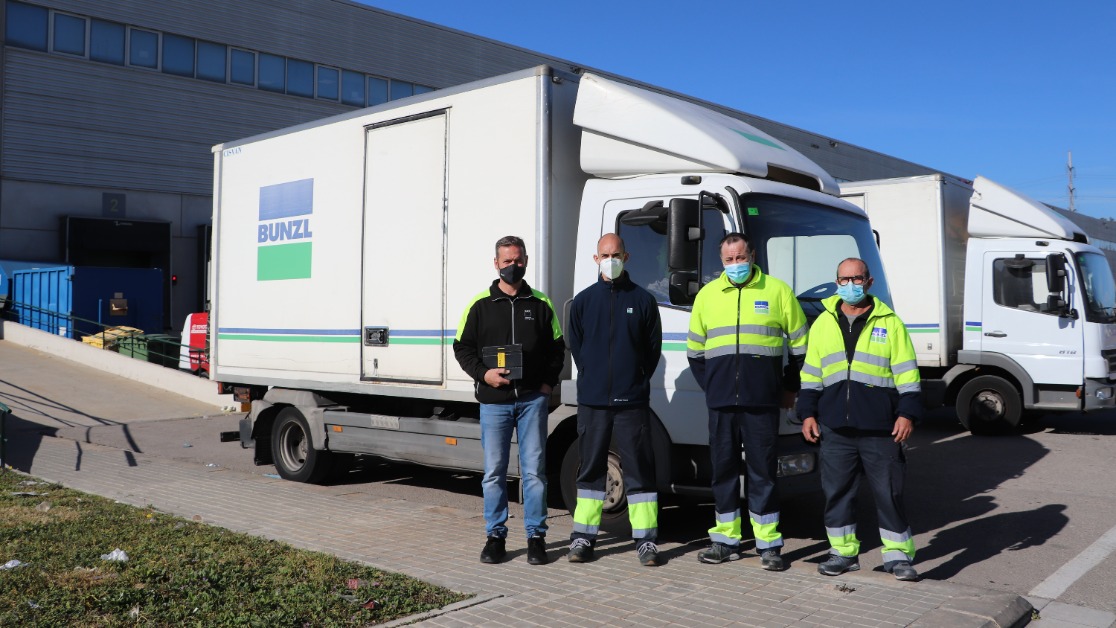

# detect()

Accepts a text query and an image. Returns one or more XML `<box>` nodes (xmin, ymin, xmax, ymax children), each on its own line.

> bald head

<box><xmin>594</xmin><ymin>233</ymin><xmax>629</xmax><ymax>281</ymax></box>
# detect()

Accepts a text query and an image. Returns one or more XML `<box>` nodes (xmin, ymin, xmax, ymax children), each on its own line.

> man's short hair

<box><xmin>495</xmin><ymin>235</ymin><xmax>527</xmax><ymax>258</ymax></box>
<box><xmin>838</xmin><ymin>257</ymin><xmax>871</xmax><ymax>278</ymax></box>
<box><xmin>719</xmin><ymin>232</ymin><xmax>751</xmax><ymax>252</ymax></box>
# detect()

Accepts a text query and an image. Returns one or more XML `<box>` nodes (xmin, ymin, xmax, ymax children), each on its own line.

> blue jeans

<box><xmin>479</xmin><ymin>391</ymin><xmax>549</xmax><ymax>539</ymax></box>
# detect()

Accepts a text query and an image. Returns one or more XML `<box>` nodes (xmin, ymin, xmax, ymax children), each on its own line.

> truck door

<box><xmin>979</xmin><ymin>252</ymin><xmax>1083</xmax><ymax>387</ymax></box>
<box><xmin>360</xmin><ymin>112</ymin><xmax>448</xmax><ymax>383</ymax></box>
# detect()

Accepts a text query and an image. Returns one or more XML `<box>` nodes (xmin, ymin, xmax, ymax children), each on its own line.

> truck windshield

<box><xmin>1076</xmin><ymin>251</ymin><xmax>1116</xmax><ymax>324</ymax></box>
<box><xmin>735</xmin><ymin>192</ymin><xmax>892</xmax><ymax>319</ymax></box>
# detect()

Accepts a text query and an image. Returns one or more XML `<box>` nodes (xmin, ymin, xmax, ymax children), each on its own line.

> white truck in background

<box><xmin>840</xmin><ymin>174</ymin><xmax>1116</xmax><ymax>433</ymax></box>
<box><xmin>210</xmin><ymin>65</ymin><xmax>893</xmax><ymax>520</ymax></box>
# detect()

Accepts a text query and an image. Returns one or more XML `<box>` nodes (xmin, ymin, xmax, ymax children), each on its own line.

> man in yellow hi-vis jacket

<box><xmin>688</xmin><ymin>232</ymin><xmax>807</xmax><ymax>571</ymax></box>
<box><xmin>797</xmin><ymin>257</ymin><xmax>921</xmax><ymax>582</ymax></box>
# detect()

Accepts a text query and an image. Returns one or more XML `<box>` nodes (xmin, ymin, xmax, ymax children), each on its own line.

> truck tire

<box><xmin>559</xmin><ymin>439</ymin><xmax>632</xmax><ymax>534</ymax></box>
<box><xmin>271</xmin><ymin>407</ymin><xmax>333</xmax><ymax>483</ymax></box>
<box><xmin>956</xmin><ymin>375</ymin><xmax>1022</xmax><ymax>434</ymax></box>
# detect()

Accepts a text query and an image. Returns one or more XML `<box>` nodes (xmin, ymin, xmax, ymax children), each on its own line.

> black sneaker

<box><xmin>567</xmin><ymin>538</ymin><xmax>594</xmax><ymax>563</ymax></box>
<box><xmin>817</xmin><ymin>554</ymin><xmax>859</xmax><ymax>576</ymax></box>
<box><xmin>697</xmin><ymin>542</ymin><xmax>741</xmax><ymax>564</ymax></box>
<box><xmin>637</xmin><ymin>541</ymin><xmax>661</xmax><ymax>566</ymax></box>
<box><xmin>888</xmin><ymin>561</ymin><xmax>919</xmax><ymax>581</ymax></box>
<box><xmin>760</xmin><ymin>548</ymin><xmax>786</xmax><ymax>571</ymax></box>
<box><xmin>479</xmin><ymin>537</ymin><xmax>506</xmax><ymax>564</ymax></box>
<box><xmin>527</xmin><ymin>536</ymin><xmax>548</xmax><ymax>565</ymax></box>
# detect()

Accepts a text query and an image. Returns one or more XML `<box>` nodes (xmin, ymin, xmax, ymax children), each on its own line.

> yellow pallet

<box><xmin>81</xmin><ymin>326</ymin><xmax>143</xmax><ymax>349</ymax></box>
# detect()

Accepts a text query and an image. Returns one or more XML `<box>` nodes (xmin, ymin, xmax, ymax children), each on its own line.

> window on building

<box><xmin>90</xmin><ymin>19</ymin><xmax>125</xmax><ymax>65</ymax></box>
<box><xmin>341</xmin><ymin>70</ymin><xmax>365</xmax><ymax>106</ymax></box>
<box><xmin>129</xmin><ymin>28</ymin><xmax>158</xmax><ymax>68</ymax></box>
<box><xmin>161</xmin><ymin>33</ymin><xmax>195</xmax><ymax>77</ymax></box>
<box><xmin>389</xmin><ymin>80</ymin><xmax>413</xmax><ymax>101</ymax></box>
<box><xmin>6</xmin><ymin>1</ymin><xmax>48</xmax><ymax>51</ymax></box>
<box><xmin>230</xmin><ymin>49</ymin><xmax>255</xmax><ymax>86</ymax></box>
<box><xmin>317</xmin><ymin>66</ymin><xmax>339</xmax><ymax>100</ymax></box>
<box><xmin>367</xmin><ymin>77</ymin><xmax>388</xmax><ymax>106</ymax></box>
<box><xmin>258</xmin><ymin>53</ymin><xmax>285</xmax><ymax>92</ymax></box>
<box><xmin>197</xmin><ymin>41</ymin><xmax>227</xmax><ymax>82</ymax></box>
<box><xmin>414</xmin><ymin>85</ymin><xmax>434</xmax><ymax>95</ymax></box>
<box><xmin>286</xmin><ymin>59</ymin><xmax>313</xmax><ymax>97</ymax></box>
<box><xmin>52</xmin><ymin>13</ymin><xmax>86</xmax><ymax>56</ymax></box>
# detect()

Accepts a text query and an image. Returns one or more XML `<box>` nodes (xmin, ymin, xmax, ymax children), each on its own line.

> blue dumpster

<box><xmin>11</xmin><ymin>266</ymin><xmax>164</xmax><ymax>338</ymax></box>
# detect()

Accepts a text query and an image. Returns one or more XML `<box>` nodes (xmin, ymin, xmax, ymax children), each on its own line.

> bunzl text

<box><xmin>256</xmin><ymin>179</ymin><xmax>314</xmax><ymax>281</ymax></box>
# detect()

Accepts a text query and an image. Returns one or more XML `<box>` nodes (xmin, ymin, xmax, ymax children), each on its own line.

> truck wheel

<box><xmin>559</xmin><ymin>439</ymin><xmax>631</xmax><ymax>534</ymax></box>
<box><xmin>271</xmin><ymin>407</ymin><xmax>333</xmax><ymax>483</ymax></box>
<box><xmin>956</xmin><ymin>375</ymin><xmax>1022</xmax><ymax>434</ymax></box>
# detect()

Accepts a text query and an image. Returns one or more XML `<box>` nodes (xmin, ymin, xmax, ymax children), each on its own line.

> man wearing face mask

<box><xmin>565</xmin><ymin>233</ymin><xmax>663</xmax><ymax>566</ymax></box>
<box><xmin>797</xmin><ymin>258</ymin><xmax>921</xmax><ymax>581</ymax></box>
<box><xmin>453</xmin><ymin>235</ymin><xmax>567</xmax><ymax>566</ymax></box>
<box><xmin>687</xmin><ymin>232</ymin><xmax>807</xmax><ymax>570</ymax></box>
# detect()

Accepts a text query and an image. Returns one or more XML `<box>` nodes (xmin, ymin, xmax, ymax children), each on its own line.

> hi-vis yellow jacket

<box><xmin>687</xmin><ymin>266</ymin><xmax>807</xmax><ymax>409</ymax></box>
<box><xmin>796</xmin><ymin>295</ymin><xmax>922</xmax><ymax>430</ymax></box>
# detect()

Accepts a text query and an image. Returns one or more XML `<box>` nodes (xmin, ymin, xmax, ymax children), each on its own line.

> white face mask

<box><xmin>599</xmin><ymin>257</ymin><xmax>624</xmax><ymax>280</ymax></box>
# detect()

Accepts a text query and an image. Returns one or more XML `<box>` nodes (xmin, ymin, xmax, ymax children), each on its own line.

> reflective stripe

<box><xmin>631</xmin><ymin>527</ymin><xmax>657</xmax><ymax>539</ymax></box>
<box><xmin>892</xmin><ymin>359</ymin><xmax>918</xmax><ymax>375</ymax></box>
<box><xmin>627</xmin><ymin>492</ymin><xmax>658</xmax><ymax>505</ymax></box>
<box><xmin>789</xmin><ymin>345</ymin><xmax>806</xmax><ymax>356</ymax></box>
<box><xmin>787</xmin><ymin>326</ymin><xmax>807</xmax><ymax>341</ymax></box>
<box><xmin>853</xmin><ymin>351</ymin><xmax>890</xmax><ymax>368</ymax></box>
<box><xmin>705</xmin><ymin>344</ymin><xmax>783</xmax><ymax>359</ymax></box>
<box><xmin>749</xmin><ymin>511</ymin><xmax>780</xmax><ymax>526</ymax></box>
<box><xmin>716</xmin><ymin>510</ymin><xmax>741</xmax><ymax>523</ymax></box>
<box><xmin>880</xmin><ymin>527</ymin><xmax>913</xmax><ymax>543</ymax></box>
<box><xmin>572</xmin><ymin>522</ymin><xmax>600</xmax><ymax>535</ymax></box>
<box><xmin>897</xmin><ymin>382</ymin><xmax>922</xmax><ymax>394</ymax></box>
<box><xmin>826</xmin><ymin>524</ymin><xmax>857</xmax><ymax>539</ymax></box>
<box><xmin>820</xmin><ymin>351</ymin><xmax>846</xmax><ymax>368</ymax></box>
<box><xmin>738</xmin><ymin>324</ymin><xmax>782</xmax><ymax>337</ymax></box>
<box><xmin>687</xmin><ymin>349</ymin><xmax>705</xmax><ymax>359</ymax></box>
<box><xmin>822</xmin><ymin>372</ymin><xmax>848</xmax><ymax>387</ymax></box>
<box><xmin>801</xmin><ymin>363</ymin><xmax>823</xmax><ymax>377</ymax></box>
<box><xmin>882</xmin><ymin>549</ymin><xmax>913</xmax><ymax>563</ymax></box>
<box><xmin>849</xmin><ymin>371</ymin><xmax>895</xmax><ymax>388</ymax></box>
<box><xmin>577</xmin><ymin>489</ymin><xmax>607</xmax><ymax>501</ymax></box>
<box><xmin>688</xmin><ymin>331</ymin><xmax>707</xmax><ymax>344</ymax></box>
<box><xmin>801</xmin><ymin>381</ymin><xmax>823</xmax><ymax>391</ymax></box>
<box><xmin>709</xmin><ymin>532</ymin><xmax>740</xmax><ymax>546</ymax></box>
<box><xmin>706</xmin><ymin>326</ymin><xmax>739</xmax><ymax>339</ymax></box>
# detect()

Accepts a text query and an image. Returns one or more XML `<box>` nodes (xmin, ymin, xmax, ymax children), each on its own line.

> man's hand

<box><xmin>540</xmin><ymin>383</ymin><xmax>553</xmax><ymax>396</ymax></box>
<box><xmin>780</xmin><ymin>390</ymin><xmax>796</xmax><ymax>409</ymax></box>
<box><xmin>892</xmin><ymin>416</ymin><xmax>914</xmax><ymax>443</ymax></box>
<box><xmin>483</xmin><ymin>368</ymin><xmax>511</xmax><ymax>388</ymax></box>
<box><xmin>801</xmin><ymin>417</ymin><xmax>820</xmax><ymax>443</ymax></box>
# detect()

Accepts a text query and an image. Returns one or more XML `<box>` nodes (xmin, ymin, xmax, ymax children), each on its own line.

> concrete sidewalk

<box><xmin>0</xmin><ymin>338</ymin><xmax>1033</xmax><ymax>626</ymax></box>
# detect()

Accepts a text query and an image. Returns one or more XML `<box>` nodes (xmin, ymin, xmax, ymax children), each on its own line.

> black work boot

<box><xmin>480</xmin><ymin>537</ymin><xmax>506</xmax><ymax>564</ymax></box>
<box><xmin>527</xmin><ymin>536</ymin><xmax>548</xmax><ymax>565</ymax></box>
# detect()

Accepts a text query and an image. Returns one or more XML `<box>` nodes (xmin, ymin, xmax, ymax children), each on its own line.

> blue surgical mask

<box><xmin>725</xmin><ymin>263</ymin><xmax>751</xmax><ymax>284</ymax></box>
<box><xmin>836</xmin><ymin>282</ymin><xmax>867</xmax><ymax>305</ymax></box>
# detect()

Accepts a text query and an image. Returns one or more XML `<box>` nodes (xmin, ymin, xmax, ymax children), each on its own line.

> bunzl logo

<box><xmin>257</xmin><ymin>179</ymin><xmax>314</xmax><ymax>281</ymax></box>
<box><xmin>754</xmin><ymin>300</ymin><xmax>769</xmax><ymax>314</ymax></box>
<box><xmin>871</xmin><ymin>327</ymin><xmax>888</xmax><ymax>344</ymax></box>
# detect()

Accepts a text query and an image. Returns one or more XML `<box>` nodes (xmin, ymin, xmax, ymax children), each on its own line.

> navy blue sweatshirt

<box><xmin>567</xmin><ymin>271</ymin><xmax>662</xmax><ymax>407</ymax></box>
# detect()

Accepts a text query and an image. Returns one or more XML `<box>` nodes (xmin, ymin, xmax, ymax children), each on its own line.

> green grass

<box><xmin>0</xmin><ymin>471</ymin><xmax>468</xmax><ymax>626</ymax></box>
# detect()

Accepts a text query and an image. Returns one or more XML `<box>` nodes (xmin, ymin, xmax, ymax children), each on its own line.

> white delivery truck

<box><xmin>211</xmin><ymin>66</ymin><xmax>892</xmax><ymax>520</ymax></box>
<box><xmin>840</xmin><ymin>174</ymin><xmax>1116</xmax><ymax>433</ymax></box>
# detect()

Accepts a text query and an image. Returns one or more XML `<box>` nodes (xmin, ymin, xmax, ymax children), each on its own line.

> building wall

<box><xmin>1</xmin><ymin>0</ymin><xmax>940</xmax><ymax>333</ymax></box>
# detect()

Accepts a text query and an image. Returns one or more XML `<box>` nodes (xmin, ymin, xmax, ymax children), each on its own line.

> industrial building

<box><xmin>0</xmin><ymin>0</ymin><xmax>1095</xmax><ymax>334</ymax></box>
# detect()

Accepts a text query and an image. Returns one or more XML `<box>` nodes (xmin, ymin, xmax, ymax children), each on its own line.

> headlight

<box><xmin>777</xmin><ymin>453</ymin><xmax>816</xmax><ymax>477</ymax></box>
<box><xmin>1096</xmin><ymin>387</ymin><xmax>1113</xmax><ymax>400</ymax></box>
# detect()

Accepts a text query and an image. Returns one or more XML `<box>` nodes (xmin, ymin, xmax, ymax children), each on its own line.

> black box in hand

<box><xmin>482</xmin><ymin>344</ymin><xmax>523</xmax><ymax>380</ymax></box>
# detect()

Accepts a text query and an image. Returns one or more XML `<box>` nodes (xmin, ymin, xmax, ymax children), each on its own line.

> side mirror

<box><xmin>1046</xmin><ymin>253</ymin><xmax>1067</xmax><ymax>293</ymax></box>
<box><xmin>667</xmin><ymin>198</ymin><xmax>702</xmax><ymax>272</ymax></box>
<box><xmin>669</xmin><ymin>271</ymin><xmax>701</xmax><ymax>304</ymax></box>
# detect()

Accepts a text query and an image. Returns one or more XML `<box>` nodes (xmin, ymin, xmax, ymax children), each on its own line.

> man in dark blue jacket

<box><xmin>566</xmin><ymin>233</ymin><xmax>663</xmax><ymax>566</ymax></box>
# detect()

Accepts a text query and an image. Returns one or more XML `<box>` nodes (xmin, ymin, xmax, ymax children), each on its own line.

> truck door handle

<box><xmin>984</xmin><ymin>331</ymin><xmax>1007</xmax><ymax>338</ymax></box>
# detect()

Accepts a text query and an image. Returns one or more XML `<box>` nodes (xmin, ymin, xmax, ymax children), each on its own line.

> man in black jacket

<box><xmin>453</xmin><ymin>235</ymin><xmax>566</xmax><ymax>566</ymax></box>
<box><xmin>565</xmin><ymin>233</ymin><xmax>663</xmax><ymax>566</ymax></box>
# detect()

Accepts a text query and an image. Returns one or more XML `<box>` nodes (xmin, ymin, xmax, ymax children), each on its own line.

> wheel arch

<box><xmin>947</xmin><ymin>352</ymin><xmax>1032</xmax><ymax>407</ymax></box>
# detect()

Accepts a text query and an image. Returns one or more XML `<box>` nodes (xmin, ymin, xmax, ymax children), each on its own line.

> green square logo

<box><xmin>258</xmin><ymin>242</ymin><xmax>312</xmax><ymax>281</ymax></box>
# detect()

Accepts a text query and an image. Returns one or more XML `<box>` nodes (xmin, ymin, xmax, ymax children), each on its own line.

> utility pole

<box><xmin>1068</xmin><ymin>151</ymin><xmax>1077</xmax><ymax>212</ymax></box>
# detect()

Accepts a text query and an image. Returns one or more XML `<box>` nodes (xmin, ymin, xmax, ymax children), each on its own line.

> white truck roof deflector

<box><xmin>574</xmin><ymin>73</ymin><xmax>839</xmax><ymax>195</ymax></box>
<box><xmin>969</xmin><ymin>175</ymin><xmax>1087</xmax><ymax>242</ymax></box>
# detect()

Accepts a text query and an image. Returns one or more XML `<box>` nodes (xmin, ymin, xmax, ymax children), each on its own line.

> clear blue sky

<box><xmin>359</xmin><ymin>1</ymin><xmax>1116</xmax><ymax>218</ymax></box>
